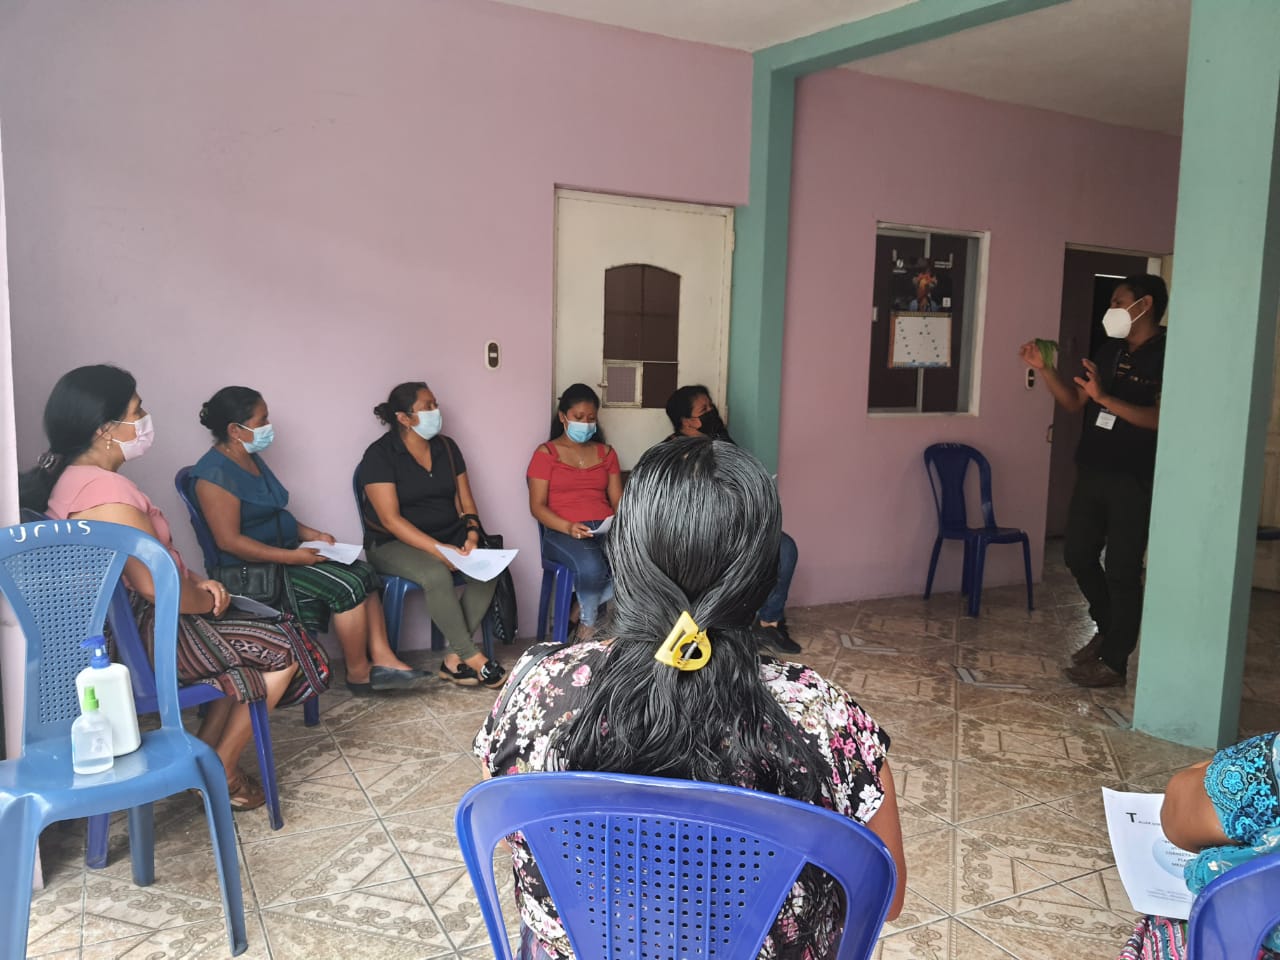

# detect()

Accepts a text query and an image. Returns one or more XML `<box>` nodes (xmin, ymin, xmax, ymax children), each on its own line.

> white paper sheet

<box><xmin>591</xmin><ymin>516</ymin><xmax>613</xmax><ymax>535</ymax></box>
<box><xmin>229</xmin><ymin>595</ymin><xmax>282</xmax><ymax>618</ymax></box>
<box><xmin>1102</xmin><ymin>788</ymin><xmax>1196</xmax><ymax>919</ymax></box>
<box><xmin>438</xmin><ymin>547</ymin><xmax>519</xmax><ymax>582</ymax></box>
<box><xmin>299</xmin><ymin>540</ymin><xmax>364</xmax><ymax>565</ymax></box>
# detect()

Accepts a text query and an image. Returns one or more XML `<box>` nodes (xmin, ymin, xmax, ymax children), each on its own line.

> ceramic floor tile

<box><xmin>80</xmin><ymin>913</ymin><xmax>272</xmax><ymax>959</ymax></box>
<box><xmin>887</xmin><ymin>716</ymin><xmax>960</xmax><ymax>761</ymax></box>
<box><xmin>334</xmin><ymin>718</ymin><xmax>459</xmax><ymax>770</ymax></box>
<box><xmin>961</xmin><ymin>805</ymin><xmax>1115</xmax><ymax>882</ymax></box>
<box><xmin>902</xmin><ymin>826</ymin><xmax>1056</xmax><ymax>915</ymax></box>
<box><xmin>262</xmin><ymin>878</ymin><xmax>454</xmax><ymax>953</ymax></box>
<box><xmin>383</xmin><ymin>805</ymin><xmax>470</xmax><ymax>876</ymax></box>
<box><xmin>897</xmin><ymin>798</ymin><xmax>950</xmax><ymax>839</ymax></box>
<box><xmin>323</xmin><ymin>690</ymin><xmax>438</xmax><ymax>732</ymax></box>
<box><xmin>239</xmin><ymin>732</ymin><xmax>350</xmax><ymax>784</ymax></box>
<box><xmin>94</xmin><ymin>847</ymin><xmax>257</xmax><ymax>934</ymax></box>
<box><xmin>26</xmin><ymin>950</ymin><xmax>80</xmax><ymax>960</ymax></box>
<box><xmin>261</xmin><ymin>908</ymin><xmax>454</xmax><ymax>959</ymax></box>
<box><xmin>880</xmin><ymin>887</ymin><xmax>949</xmax><ymax>934</ymax></box>
<box><xmin>895</xmin><ymin>757</ymin><xmax>1042</xmax><ymax>825</ymax></box>
<box><xmin>829</xmin><ymin>666</ymin><xmax>957</xmax><ymax>708</ymax></box>
<box><xmin>1062</xmin><ymin>866</ymin><xmax>1136</xmax><ymax>916</ymax></box>
<box><xmin>356</xmin><ymin>753</ymin><xmax>483</xmax><ymax>817</ymax></box>
<box><xmin>958</xmin><ymin>885</ymin><xmax>1133</xmax><ymax>959</ymax></box>
<box><xmin>233</xmin><ymin>770</ymin><xmax>377</xmax><ymax>843</ymax></box>
<box><xmin>26</xmin><ymin>870</ymin><xmax>85</xmax><ymax>956</ymax></box>
<box><xmin>874</xmin><ymin>917</ymin><xmax>1018</xmax><ymax>959</ymax></box>
<box><xmin>1045</xmin><ymin>790</ymin><xmax>1109</xmax><ymax>835</ymax></box>
<box><xmin>1104</xmin><ymin>728</ymin><xmax>1213</xmax><ymax>781</ymax></box>
<box><xmin>80</xmin><ymin>873</ymin><xmax>236</xmax><ymax>936</ymax></box>
<box><xmin>418</xmin><ymin>862</ymin><xmax>520</xmax><ymax>952</ymax></box>
<box><xmin>958</xmin><ymin>717</ymin><xmax>1118</xmax><ymax>775</ymax></box>
<box><xmin>243</xmin><ymin>819</ymin><xmax>408</xmax><ymax>906</ymax></box>
<box><xmin>977</xmin><ymin>761</ymin><xmax>1115</xmax><ymax>804</ymax></box>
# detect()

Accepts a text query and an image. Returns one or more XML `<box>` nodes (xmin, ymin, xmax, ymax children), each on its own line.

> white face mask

<box><xmin>411</xmin><ymin>408</ymin><xmax>442</xmax><ymax>440</ymax></box>
<box><xmin>1102</xmin><ymin>300</ymin><xmax>1148</xmax><ymax>339</ymax></box>
<box><xmin>113</xmin><ymin>413</ymin><xmax>155</xmax><ymax>462</ymax></box>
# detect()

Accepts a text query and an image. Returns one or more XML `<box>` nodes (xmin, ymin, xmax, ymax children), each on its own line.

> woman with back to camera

<box><xmin>476</xmin><ymin>437</ymin><xmax>907</xmax><ymax>960</ymax></box>
<box><xmin>191</xmin><ymin>385</ymin><xmax>422</xmax><ymax>695</ymax></box>
<box><xmin>19</xmin><ymin>365</ymin><xmax>329</xmax><ymax>811</ymax></box>
<box><xmin>358</xmin><ymin>380</ymin><xmax>505</xmax><ymax>688</ymax></box>
<box><xmin>526</xmin><ymin>383</ymin><xmax>622</xmax><ymax>640</ymax></box>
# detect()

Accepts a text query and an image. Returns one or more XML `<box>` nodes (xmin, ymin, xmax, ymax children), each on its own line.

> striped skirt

<box><xmin>284</xmin><ymin>559</ymin><xmax>382</xmax><ymax>635</ymax></box>
<box><xmin>132</xmin><ymin>593</ymin><xmax>330</xmax><ymax>705</ymax></box>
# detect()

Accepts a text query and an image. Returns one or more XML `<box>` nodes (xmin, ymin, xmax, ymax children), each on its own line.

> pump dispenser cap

<box><xmin>83</xmin><ymin>686</ymin><xmax>100</xmax><ymax>711</ymax></box>
<box><xmin>82</xmin><ymin>635</ymin><xmax>110</xmax><ymax>668</ymax></box>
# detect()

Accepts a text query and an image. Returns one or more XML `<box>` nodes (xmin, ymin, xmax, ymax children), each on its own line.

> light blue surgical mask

<box><xmin>565</xmin><ymin>420</ymin><xmax>597</xmax><ymax>444</ymax></box>
<box><xmin>412</xmin><ymin>408</ymin><xmax>443</xmax><ymax>440</ymax></box>
<box><xmin>237</xmin><ymin>422</ymin><xmax>274</xmax><ymax>454</ymax></box>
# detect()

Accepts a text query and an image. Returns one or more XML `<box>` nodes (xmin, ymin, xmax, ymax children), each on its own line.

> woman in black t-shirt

<box><xmin>358</xmin><ymin>381</ymin><xmax>505</xmax><ymax>688</ymax></box>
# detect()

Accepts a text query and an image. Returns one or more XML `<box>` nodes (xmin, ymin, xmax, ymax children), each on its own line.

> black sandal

<box><xmin>438</xmin><ymin>661</ymin><xmax>481</xmax><ymax>686</ymax></box>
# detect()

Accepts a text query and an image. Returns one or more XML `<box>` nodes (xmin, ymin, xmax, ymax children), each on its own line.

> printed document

<box><xmin>592</xmin><ymin>516</ymin><xmax>613</xmax><ymax>535</ymax></box>
<box><xmin>1102</xmin><ymin>788</ymin><xmax>1196</xmax><ymax>919</ymax></box>
<box><xmin>299</xmin><ymin>541</ymin><xmax>364</xmax><ymax>565</ymax></box>
<box><xmin>438</xmin><ymin>547</ymin><xmax>519</xmax><ymax>582</ymax></box>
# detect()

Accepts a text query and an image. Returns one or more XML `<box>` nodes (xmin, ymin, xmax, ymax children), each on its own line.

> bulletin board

<box><xmin>889</xmin><ymin>312</ymin><xmax>952</xmax><ymax>368</ymax></box>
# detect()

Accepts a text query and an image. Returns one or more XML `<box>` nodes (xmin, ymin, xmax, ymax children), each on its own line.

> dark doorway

<box><xmin>1045</xmin><ymin>248</ymin><xmax>1154</xmax><ymax>538</ymax></box>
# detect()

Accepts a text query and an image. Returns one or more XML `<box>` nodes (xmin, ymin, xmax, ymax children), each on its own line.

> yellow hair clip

<box><xmin>655</xmin><ymin>611</ymin><xmax>712</xmax><ymax>672</ymax></box>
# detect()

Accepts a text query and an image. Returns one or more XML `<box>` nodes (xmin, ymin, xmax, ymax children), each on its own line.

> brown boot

<box><xmin>1070</xmin><ymin>633</ymin><xmax>1105</xmax><ymax>666</ymax></box>
<box><xmin>1064</xmin><ymin>659</ymin><xmax>1126</xmax><ymax>688</ymax></box>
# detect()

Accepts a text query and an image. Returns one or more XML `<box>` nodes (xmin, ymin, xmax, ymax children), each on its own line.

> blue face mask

<box><xmin>565</xmin><ymin>420</ymin><xmax>597</xmax><ymax>444</ymax></box>
<box><xmin>238</xmin><ymin>422</ymin><xmax>274</xmax><ymax>454</ymax></box>
<box><xmin>412</xmin><ymin>408</ymin><xmax>443</xmax><ymax>440</ymax></box>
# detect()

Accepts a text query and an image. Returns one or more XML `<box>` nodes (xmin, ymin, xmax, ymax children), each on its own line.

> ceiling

<box><xmin>493</xmin><ymin>0</ymin><xmax>1191</xmax><ymax>134</ymax></box>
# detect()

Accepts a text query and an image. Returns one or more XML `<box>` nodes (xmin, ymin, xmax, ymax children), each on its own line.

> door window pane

<box><xmin>603</xmin><ymin>264</ymin><xmax>680</xmax><ymax>408</ymax></box>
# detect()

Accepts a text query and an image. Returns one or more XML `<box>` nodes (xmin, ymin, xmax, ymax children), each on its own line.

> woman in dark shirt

<box><xmin>359</xmin><ymin>381</ymin><xmax>504</xmax><ymax>688</ymax></box>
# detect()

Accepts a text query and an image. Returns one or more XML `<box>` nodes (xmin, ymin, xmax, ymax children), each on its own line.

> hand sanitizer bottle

<box><xmin>72</xmin><ymin>686</ymin><xmax>114</xmax><ymax>774</ymax></box>
<box><xmin>75</xmin><ymin>635</ymin><xmax>141</xmax><ymax>756</ymax></box>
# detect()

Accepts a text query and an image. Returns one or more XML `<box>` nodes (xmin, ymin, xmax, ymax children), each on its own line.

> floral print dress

<box><xmin>472</xmin><ymin>640</ymin><xmax>892</xmax><ymax>960</ymax></box>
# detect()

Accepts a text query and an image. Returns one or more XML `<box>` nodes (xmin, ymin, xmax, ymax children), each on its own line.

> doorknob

<box><xmin>1045</xmin><ymin>424</ymin><xmax>1054</xmax><ymax>444</ymax></box>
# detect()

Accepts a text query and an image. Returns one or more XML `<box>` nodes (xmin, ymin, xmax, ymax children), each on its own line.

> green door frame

<box><xmin>727</xmin><ymin>0</ymin><xmax>1070</xmax><ymax>466</ymax></box>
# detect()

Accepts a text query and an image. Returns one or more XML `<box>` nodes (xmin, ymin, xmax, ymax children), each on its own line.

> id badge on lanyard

<box><xmin>1094</xmin><ymin>349</ymin><xmax>1124</xmax><ymax>430</ymax></box>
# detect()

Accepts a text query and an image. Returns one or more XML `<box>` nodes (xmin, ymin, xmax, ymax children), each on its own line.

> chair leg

<box><xmin>536</xmin><ymin>570</ymin><xmax>553</xmax><ymax>642</ymax></box>
<box><xmin>0</xmin><ymin>798</ymin><xmax>40</xmax><ymax>960</ymax></box>
<box><xmin>195</xmin><ymin>749</ymin><xmax>249</xmax><ymax>957</ymax></box>
<box><xmin>249</xmin><ymin>700</ymin><xmax>283</xmax><ymax>831</ymax></box>
<box><xmin>552</xmin><ymin>570</ymin><xmax>575</xmax><ymax>645</ymax></box>
<box><xmin>430</xmin><ymin>622</ymin><xmax>446</xmax><ymax>651</ymax></box>
<box><xmin>126</xmin><ymin>802</ymin><xmax>156</xmax><ymax>887</ymax></box>
<box><xmin>303</xmin><ymin>696</ymin><xmax>320</xmax><ymax>727</ymax></box>
<box><xmin>968</xmin><ymin>541</ymin><xmax>989</xmax><ymax>617</ymax></box>
<box><xmin>85</xmin><ymin>813</ymin><xmax>110</xmax><ymax>869</ymax></box>
<box><xmin>480</xmin><ymin>615</ymin><xmax>494</xmax><ymax>660</ymax></box>
<box><xmin>1021</xmin><ymin>537</ymin><xmax>1035</xmax><ymax>611</ymax></box>
<box><xmin>924</xmin><ymin>536</ymin><xmax>943</xmax><ymax>599</ymax></box>
<box><xmin>382</xmin><ymin>580</ymin><xmax>404</xmax><ymax>652</ymax></box>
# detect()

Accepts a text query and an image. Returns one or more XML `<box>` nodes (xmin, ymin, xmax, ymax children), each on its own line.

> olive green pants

<box><xmin>367</xmin><ymin>540</ymin><xmax>497</xmax><ymax>660</ymax></box>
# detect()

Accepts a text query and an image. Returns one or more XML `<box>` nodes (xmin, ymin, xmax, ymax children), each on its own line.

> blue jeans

<box><xmin>758</xmin><ymin>531</ymin><xmax>798</xmax><ymax>623</ymax></box>
<box><xmin>542</xmin><ymin>521</ymin><xmax>613</xmax><ymax>626</ymax></box>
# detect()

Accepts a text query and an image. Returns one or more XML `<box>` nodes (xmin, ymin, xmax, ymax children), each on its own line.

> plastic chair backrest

<box><xmin>0</xmin><ymin>519</ymin><xmax>184</xmax><ymax>748</ymax></box>
<box><xmin>1186</xmin><ymin>849</ymin><xmax>1280</xmax><ymax>960</ymax></box>
<box><xmin>351</xmin><ymin>466</ymin><xmax>372</xmax><ymax>543</ymax></box>
<box><xmin>456</xmin><ymin>771</ymin><xmax>897</xmax><ymax>960</ymax></box>
<box><xmin>923</xmin><ymin>442</ymin><xmax>997</xmax><ymax>532</ymax></box>
<box><xmin>174</xmin><ymin>466</ymin><xmax>221</xmax><ymax>573</ymax></box>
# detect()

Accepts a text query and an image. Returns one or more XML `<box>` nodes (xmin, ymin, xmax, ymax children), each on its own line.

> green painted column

<box><xmin>726</xmin><ymin>0</ymin><xmax>1069</xmax><ymax>469</ymax></box>
<box><xmin>1133</xmin><ymin>0</ymin><xmax>1280</xmax><ymax>748</ymax></box>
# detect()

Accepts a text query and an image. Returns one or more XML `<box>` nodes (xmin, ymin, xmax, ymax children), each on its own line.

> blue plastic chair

<box><xmin>535</xmin><ymin>525</ymin><xmax>575</xmax><ymax>644</ymax></box>
<box><xmin>923</xmin><ymin>443</ymin><xmax>1033</xmax><ymax>617</ymax></box>
<box><xmin>175</xmin><ymin>467</ymin><xmax>320</xmax><ymax>728</ymax></box>
<box><xmin>0</xmin><ymin>519</ymin><xmax>247</xmax><ymax>958</ymax></box>
<box><xmin>351</xmin><ymin>466</ymin><xmax>494</xmax><ymax>657</ymax></box>
<box><xmin>1186</xmin><ymin>850</ymin><xmax>1280</xmax><ymax>959</ymax></box>
<box><xmin>455</xmin><ymin>771</ymin><xmax>896</xmax><ymax>960</ymax></box>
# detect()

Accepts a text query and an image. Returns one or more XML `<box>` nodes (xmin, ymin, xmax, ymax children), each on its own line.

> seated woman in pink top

<box><xmin>19</xmin><ymin>365</ymin><xmax>329</xmax><ymax>812</ymax></box>
<box><xmin>527</xmin><ymin>384</ymin><xmax>622</xmax><ymax>639</ymax></box>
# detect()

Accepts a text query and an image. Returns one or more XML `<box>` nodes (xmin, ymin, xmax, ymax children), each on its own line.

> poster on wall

<box><xmin>890</xmin><ymin>312</ymin><xmax>952</xmax><ymax>368</ymax></box>
<box><xmin>886</xmin><ymin>248</ymin><xmax>955</xmax><ymax>368</ymax></box>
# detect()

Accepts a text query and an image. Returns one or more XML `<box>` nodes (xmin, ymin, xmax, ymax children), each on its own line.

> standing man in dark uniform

<box><xmin>1020</xmin><ymin>274</ymin><xmax>1168</xmax><ymax>688</ymax></box>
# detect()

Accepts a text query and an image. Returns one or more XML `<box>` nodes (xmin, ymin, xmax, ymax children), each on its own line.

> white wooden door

<box><xmin>553</xmin><ymin>190</ymin><xmax>733</xmax><ymax>470</ymax></box>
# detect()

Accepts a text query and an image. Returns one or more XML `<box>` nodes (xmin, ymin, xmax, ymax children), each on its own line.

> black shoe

<box><xmin>369</xmin><ymin>665</ymin><xmax>426</xmax><ymax>691</ymax></box>
<box><xmin>479</xmin><ymin>660</ymin><xmax>507</xmax><ymax>689</ymax></box>
<box><xmin>438</xmin><ymin>661</ymin><xmax>481</xmax><ymax>686</ymax></box>
<box><xmin>345</xmin><ymin>681</ymin><xmax>374</xmax><ymax>698</ymax></box>
<box><xmin>1070</xmin><ymin>633</ymin><xmax>1105</xmax><ymax>666</ymax></box>
<box><xmin>754</xmin><ymin>622</ymin><xmax>802</xmax><ymax>655</ymax></box>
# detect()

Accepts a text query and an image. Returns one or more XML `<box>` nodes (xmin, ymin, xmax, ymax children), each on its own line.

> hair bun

<box><xmin>198</xmin><ymin>403</ymin><xmax>210</xmax><ymax>426</ymax></box>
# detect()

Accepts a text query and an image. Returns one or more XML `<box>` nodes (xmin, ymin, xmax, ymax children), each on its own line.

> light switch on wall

<box><xmin>1025</xmin><ymin>368</ymin><xmax>1036</xmax><ymax>390</ymax></box>
<box><xmin>485</xmin><ymin>341</ymin><xmax>500</xmax><ymax>370</ymax></box>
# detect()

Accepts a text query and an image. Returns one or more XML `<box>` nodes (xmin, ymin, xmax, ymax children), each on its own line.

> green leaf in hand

<box><xmin>1035</xmin><ymin>338</ymin><xmax>1058</xmax><ymax>369</ymax></box>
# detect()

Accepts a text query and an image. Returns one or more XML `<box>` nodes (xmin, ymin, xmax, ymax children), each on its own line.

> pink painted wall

<box><xmin>779</xmin><ymin>68</ymin><xmax>1180</xmax><ymax>603</ymax></box>
<box><xmin>0</xmin><ymin>0</ymin><xmax>750</xmax><ymax>648</ymax></box>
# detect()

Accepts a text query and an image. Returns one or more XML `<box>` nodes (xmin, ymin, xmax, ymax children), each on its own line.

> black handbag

<box><xmin>441</xmin><ymin>439</ymin><xmax>519</xmax><ymax>646</ymax></box>
<box><xmin>208</xmin><ymin>511</ymin><xmax>300</xmax><ymax>616</ymax></box>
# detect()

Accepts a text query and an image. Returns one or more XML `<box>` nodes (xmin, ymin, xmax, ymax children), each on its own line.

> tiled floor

<box><xmin>26</xmin><ymin>550</ymin><xmax>1279</xmax><ymax>959</ymax></box>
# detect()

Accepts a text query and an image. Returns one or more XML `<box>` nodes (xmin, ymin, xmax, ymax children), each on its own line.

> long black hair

<box><xmin>554</xmin><ymin>437</ymin><xmax>826</xmax><ymax>803</ymax></box>
<box><xmin>19</xmin><ymin>364</ymin><xmax>136</xmax><ymax>512</ymax></box>
<box><xmin>548</xmin><ymin>382</ymin><xmax>606</xmax><ymax>443</ymax></box>
<box><xmin>199</xmin><ymin>386</ymin><xmax>262</xmax><ymax>442</ymax></box>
